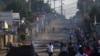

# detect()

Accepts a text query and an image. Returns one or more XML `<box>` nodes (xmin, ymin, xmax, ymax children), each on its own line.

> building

<box><xmin>0</xmin><ymin>11</ymin><xmax>20</xmax><ymax>49</ymax></box>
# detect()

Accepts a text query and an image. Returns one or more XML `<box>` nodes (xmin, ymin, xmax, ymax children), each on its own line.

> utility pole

<box><xmin>29</xmin><ymin>0</ymin><xmax>31</xmax><ymax>11</ymax></box>
<box><xmin>49</xmin><ymin>0</ymin><xmax>52</xmax><ymax>8</ymax></box>
<box><xmin>42</xmin><ymin>0</ymin><xmax>44</xmax><ymax>13</ymax></box>
<box><xmin>54</xmin><ymin>0</ymin><xmax>56</xmax><ymax>11</ymax></box>
<box><xmin>26</xmin><ymin>0</ymin><xmax>33</xmax><ymax>44</ymax></box>
<box><xmin>93</xmin><ymin>0</ymin><xmax>97</xmax><ymax>25</ymax></box>
<box><xmin>26</xmin><ymin>0</ymin><xmax>32</xmax><ymax>11</ymax></box>
<box><xmin>61</xmin><ymin>0</ymin><xmax>63</xmax><ymax>15</ymax></box>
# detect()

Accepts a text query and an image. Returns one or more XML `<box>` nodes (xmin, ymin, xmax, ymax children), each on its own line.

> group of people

<box><xmin>6</xmin><ymin>40</ymin><xmax>100</xmax><ymax>56</ymax></box>
<box><xmin>46</xmin><ymin>41</ymin><xmax>100</xmax><ymax>56</ymax></box>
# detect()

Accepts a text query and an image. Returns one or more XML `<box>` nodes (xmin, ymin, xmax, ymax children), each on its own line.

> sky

<box><xmin>44</xmin><ymin>0</ymin><xmax>79</xmax><ymax>19</ymax></box>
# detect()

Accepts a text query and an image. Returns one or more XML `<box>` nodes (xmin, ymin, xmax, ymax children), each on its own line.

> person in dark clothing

<box><xmin>60</xmin><ymin>41</ymin><xmax>64</xmax><ymax>51</ymax></box>
<box><xmin>52</xmin><ymin>27</ymin><xmax>55</xmax><ymax>32</ymax></box>
<box><xmin>6</xmin><ymin>42</ymin><xmax>14</xmax><ymax>52</ymax></box>
<box><xmin>58</xmin><ymin>44</ymin><xmax>68</xmax><ymax>56</ymax></box>
<box><xmin>92</xmin><ymin>47</ymin><xmax>100</xmax><ymax>56</ymax></box>
<box><xmin>6</xmin><ymin>41</ymin><xmax>38</xmax><ymax>56</ymax></box>
<box><xmin>67</xmin><ymin>42</ymin><xmax>76</xmax><ymax>56</ymax></box>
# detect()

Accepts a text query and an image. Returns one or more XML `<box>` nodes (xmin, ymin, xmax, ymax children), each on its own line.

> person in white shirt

<box><xmin>75</xmin><ymin>47</ymin><xmax>88</xmax><ymax>56</ymax></box>
<box><xmin>47</xmin><ymin>42</ymin><xmax>54</xmax><ymax>56</ymax></box>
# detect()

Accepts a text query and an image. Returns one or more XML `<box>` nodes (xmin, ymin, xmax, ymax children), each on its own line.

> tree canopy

<box><xmin>0</xmin><ymin>0</ymin><xmax>5</xmax><ymax>11</ymax></box>
<box><xmin>6</xmin><ymin>2</ymin><xmax>31</xmax><ymax>18</ymax></box>
<box><xmin>0</xmin><ymin>0</ymin><xmax>52</xmax><ymax>23</ymax></box>
<box><xmin>89</xmin><ymin>6</ymin><xmax>100</xmax><ymax>23</ymax></box>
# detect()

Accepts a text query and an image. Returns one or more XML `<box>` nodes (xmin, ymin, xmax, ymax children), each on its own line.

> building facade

<box><xmin>0</xmin><ymin>11</ymin><xmax>20</xmax><ymax>49</ymax></box>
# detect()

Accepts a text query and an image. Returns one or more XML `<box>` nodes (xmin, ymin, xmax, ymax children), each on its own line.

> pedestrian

<box><xmin>58</xmin><ymin>44</ymin><xmax>68</xmax><ymax>56</ymax></box>
<box><xmin>92</xmin><ymin>47</ymin><xmax>100</xmax><ymax>56</ymax></box>
<box><xmin>67</xmin><ymin>42</ymin><xmax>76</xmax><ymax>56</ymax></box>
<box><xmin>75</xmin><ymin>47</ymin><xmax>88</xmax><ymax>56</ymax></box>
<box><xmin>47</xmin><ymin>42</ymin><xmax>54</xmax><ymax>56</ymax></box>
<box><xmin>83</xmin><ymin>46</ymin><xmax>94</xmax><ymax>56</ymax></box>
<box><xmin>74</xmin><ymin>43</ymin><xmax>80</xmax><ymax>53</ymax></box>
<box><xmin>6</xmin><ymin>40</ymin><xmax>38</xmax><ymax>56</ymax></box>
<box><xmin>7</xmin><ymin>42</ymin><xmax>14</xmax><ymax>52</ymax></box>
<box><xmin>52</xmin><ymin>27</ymin><xmax>55</xmax><ymax>32</ymax></box>
<box><xmin>60</xmin><ymin>41</ymin><xmax>64</xmax><ymax>51</ymax></box>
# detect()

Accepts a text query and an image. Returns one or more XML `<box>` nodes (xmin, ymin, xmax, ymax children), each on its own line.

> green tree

<box><xmin>19</xmin><ymin>33</ymin><xmax>26</xmax><ymax>42</ymax></box>
<box><xmin>89</xmin><ymin>6</ymin><xmax>100</xmax><ymax>23</ymax></box>
<box><xmin>81</xmin><ymin>16</ymin><xmax>93</xmax><ymax>40</ymax></box>
<box><xmin>5</xmin><ymin>2</ymin><xmax>31</xmax><ymax>18</ymax></box>
<box><xmin>8</xmin><ymin>24</ymin><xmax>12</xmax><ymax>30</ymax></box>
<box><xmin>0</xmin><ymin>0</ymin><xmax>5</xmax><ymax>11</ymax></box>
<box><xmin>31</xmin><ymin>0</ymin><xmax>52</xmax><ymax>13</ymax></box>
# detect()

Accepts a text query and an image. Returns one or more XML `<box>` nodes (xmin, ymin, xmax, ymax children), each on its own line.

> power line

<box><xmin>54</xmin><ymin>1</ymin><xmax>77</xmax><ymax>8</ymax></box>
<box><xmin>63</xmin><ymin>2</ymin><xmax>77</xmax><ymax>6</ymax></box>
<box><xmin>63</xmin><ymin>7</ymin><xmax>78</xmax><ymax>10</ymax></box>
<box><xmin>55</xmin><ymin>6</ymin><xmax>78</xmax><ymax>11</ymax></box>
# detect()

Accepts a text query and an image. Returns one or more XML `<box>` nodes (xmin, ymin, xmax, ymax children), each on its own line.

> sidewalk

<box><xmin>0</xmin><ymin>50</ymin><xmax>7</xmax><ymax>56</ymax></box>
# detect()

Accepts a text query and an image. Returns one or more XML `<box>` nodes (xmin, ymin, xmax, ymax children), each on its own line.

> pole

<box><xmin>26</xmin><ymin>0</ymin><xmax>31</xmax><ymax>11</ymax></box>
<box><xmin>50</xmin><ymin>0</ymin><xmax>52</xmax><ymax>8</ymax></box>
<box><xmin>93</xmin><ymin>0</ymin><xmax>97</xmax><ymax>26</ymax></box>
<box><xmin>28</xmin><ymin>24</ymin><xmax>33</xmax><ymax>44</ymax></box>
<box><xmin>61</xmin><ymin>0</ymin><xmax>63</xmax><ymax>15</ymax></box>
<box><xmin>42</xmin><ymin>0</ymin><xmax>44</xmax><ymax>13</ymax></box>
<box><xmin>54</xmin><ymin>0</ymin><xmax>56</xmax><ymax>11</ymax></box>
<box><xmin>29</xmin><ymin>0</ymin><xmax>31</xmax><ymax>11</ymax></box>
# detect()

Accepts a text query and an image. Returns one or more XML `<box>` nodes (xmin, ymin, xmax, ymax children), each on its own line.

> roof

<box><xmin>5</xmin><ymin>31</ymin><xmax>16</xmax><ymax>35</ymax></box>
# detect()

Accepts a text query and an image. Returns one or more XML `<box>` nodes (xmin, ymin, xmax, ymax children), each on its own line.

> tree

<box><xmin>31</xmin><ymin>0</ymin><xmax>52</xmax><ymax>13</ymax></box>
<box><xmin>19</xmin><ymin>33</ymin><xmax>26</xmax><ymax>42</ymax></box>
<box><xmin>81</xmin><ymin>16</ymin><xmax>93</xmax><ymax>41</ymax></box>
<box><xmin>0</xmin><ymin>0</ymin><xmax>5</xmax><ymax>11</ymax></box>
<box><xmin>5</xmin><ymin>2</ymin><xmax>31</xmax><ymax>18</ymax></box>
<box><xmin>89</xmin><ymin>6</ymin><xmax>100</xmax><ymax>23</ymax></box>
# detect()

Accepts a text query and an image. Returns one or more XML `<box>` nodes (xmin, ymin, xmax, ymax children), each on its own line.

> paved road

<box><xmin>30</xmin><ymin>13</ymin><xmax>74</xmax><ymax>56</ymax></box>
<box><xmin>0</xmin><ymin>53</ymin><xmax>6</xmax><ymax>56</ymax></box>
<box><xmin>32</xmin><ymin>13</ymin><xmax>73</xmax><ymax>41</ymax></box>
<box><xmin>0</xmin><ymin>50</ymin><xmax>7</xmax><ymax>56</ymax></box>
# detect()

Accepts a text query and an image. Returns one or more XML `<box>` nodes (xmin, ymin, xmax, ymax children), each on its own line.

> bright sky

<box><xmin>44</xmin><ymin>0</ymin><xmax>79</xmax><ymax>19</ymax></box>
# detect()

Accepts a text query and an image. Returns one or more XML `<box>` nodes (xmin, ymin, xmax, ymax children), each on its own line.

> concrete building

<box><xmin>0</xmin><ymin>11</ymin><xmax>20</xmax><ymax>49</ymax></box>
<box><xmin>0</xmin><ymin>12</ymin><xmax>20</xmax><ymax>26</ymax></box>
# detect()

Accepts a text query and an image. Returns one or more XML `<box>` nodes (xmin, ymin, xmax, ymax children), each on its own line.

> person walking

<box><xmin>47</xmin><ymin>42</ymin><xmax>54</xmax><ymax>56</ymax></box>
<box><xmin>60</xmin><ymin>41</ymin><xmax>64</xmax><ymax>51</ymax></box>
<box><xmin>7</xmin><ymin>42</ymin><xmax>14</xmax><ymax>52</ymax></box>
<box><xmin>75</xmin><ymin>47</ymin><xmax>88</xmax><ymax>56</ymax></box>
<box><xmin>83</xmin><ymin>46</ymin><xmax>93</xmax><ymax>56</ymax></box>
<box><xmin>58</xmin><ymin>44</ymin><xmax>68</xmax><ymax>56</ymax></box>
<box><xmin>67</xmin><ymin>42</ymin><xmax>76</xmax><ymax>56</ymax></box>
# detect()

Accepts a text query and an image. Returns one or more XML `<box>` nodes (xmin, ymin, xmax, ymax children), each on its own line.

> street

<box><xmin>0</xmin><ymin>0</ymin><xmax>100</xmax><ymax>56</ymax></box>
<box><xmin>30</xmin><ymin>13</ymin><xmax>75</xmax><ymax>56</ymax></box>
<box><xmin>0</xmin><ymin>50</ymin><xmax>7</xmax><ymax>56</ymax></box>
<box><xmin>32</xmin><ymin>13</ymin><xmax>73</xmax><ymax>41</ymax></box>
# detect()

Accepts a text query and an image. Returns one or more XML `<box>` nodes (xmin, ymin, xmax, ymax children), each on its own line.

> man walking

<box><xmin>47</xmin><ymin>42</ymin><xmax>54</xmax><ymax>56</ymax></box>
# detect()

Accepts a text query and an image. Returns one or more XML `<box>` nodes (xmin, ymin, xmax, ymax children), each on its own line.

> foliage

<box><xmin>19</xmin><ymin>33</ymin><xmax>26</xmax><ymax>42</ymax></box>
<box><xmin>31</xmin><ymin>0</ymin><xmax>52</xmax><ymax>13</ymax></box>
<box><xmin>0</xmin><ymin>0</ymin><xmax>52</xmax><ymax>23</ymax></box>
<box><xmin>0</xmin><ymin>0</ymin><xmax>5</xmax><ymax>11</ymax></box>
<box><xmin>5</xmin><ymin>2</ymin><xmax>31</xmax><ymax>18</ymax></box>
<box><xmin>83</xmin><ymin>18</ymin><xmax>92</xmax><ymax>33</ymax></box>
<box><xmin>8</xmin><ymin>24</ymin><xmax>12</xmax><ymax>30</ymax></box>
<box><xmin>89</xmin><ymin>6</ymin><xmax>100</xmax><ymax>23</ymax></box>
